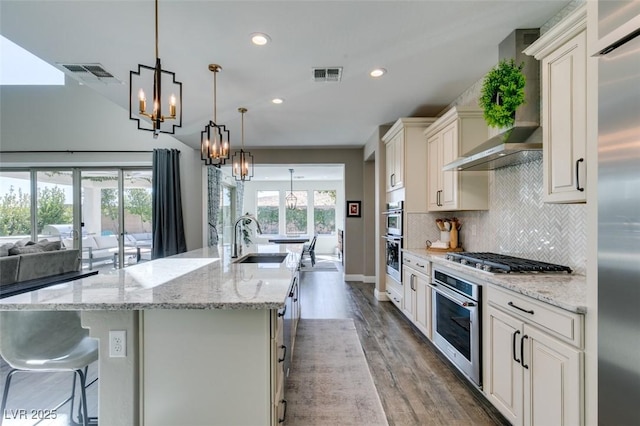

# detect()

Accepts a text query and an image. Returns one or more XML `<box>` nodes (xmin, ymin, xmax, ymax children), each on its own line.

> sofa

<box><xmin>62</xmin><ymin>233</ymin><xmax>152</xmax><ymax>269</ymax></box>
<box><xmin>0</xmin><ymin>239</ymin><xmax>80</xmax><ymax>286</ymax></box>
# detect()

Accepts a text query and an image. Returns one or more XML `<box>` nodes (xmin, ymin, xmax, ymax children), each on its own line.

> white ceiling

<box><xmin>0</xmin><ymin>0</ymin><xmax>571</xmax><ymax>152</ymax></box>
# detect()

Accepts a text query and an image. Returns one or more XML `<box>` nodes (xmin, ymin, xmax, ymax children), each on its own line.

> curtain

<box><xmin>207</xmin><ymin>166</ymin><xmax>221</xmax><ymax>246</ymax></box>
<box><xmin>152</xmin><ymin>149</ymin><xmax>187</xmax><ymax>258</ymax></box>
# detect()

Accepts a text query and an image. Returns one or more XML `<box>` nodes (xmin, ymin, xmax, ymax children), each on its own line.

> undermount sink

<box><xmin>234</xmin><ymin>253</ymin><xmax>289</xmax><ymax>264</ymax></box>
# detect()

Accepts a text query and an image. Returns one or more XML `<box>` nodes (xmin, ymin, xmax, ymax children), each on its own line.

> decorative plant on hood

<box><xmin>479</xmin><ymin>59</ymin><xmax>526</xmax><ymax>128</ymax></box>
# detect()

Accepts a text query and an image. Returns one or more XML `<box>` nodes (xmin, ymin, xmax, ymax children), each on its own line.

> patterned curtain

<box><xmin>207</xmin><ymin>166</ymin><xmax>221</xmax><ymax>246</ymax></box>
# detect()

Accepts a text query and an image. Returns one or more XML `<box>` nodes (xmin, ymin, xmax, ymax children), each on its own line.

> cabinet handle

<box><xmin>278</xmin><ymin>399</ymin><xmax>287</xmax><ymax>423</ymax></box>
<box><xmin>576</xmin><ymin>158</ymin><xmax>585</xmax><ymax>192</ymax></box>
<box><xmin>508</xmin><ymin>301</ymin><xmax>534</xmax><ymax>315</ymax></box>
<box><xmin>411</xmin><ymin>274</ymin><xmax>416</xmax><ymax>291</ymax></box>
<box><xmin>520</xmin><ymin>335</ymin><xmax>529</xmax><ymax>369</ymax></box>
<box><xmin>512</xmin><ymin>330</ymin><xmax>521</xmax><ymax>364</ymax></box>
<box><xmin>278</xmin><ymin>344</ymin><xmax>287</xmax><ymax>363</ymax></box>
<box><xmin>416</xmin><ymin>262</ymin><xmax>424</xmax><ymax>268</ymax></box>
<box><xmin>278</xmin><ymin>305</ymin><xmax>287</xmax><ymax>317</ymax></box>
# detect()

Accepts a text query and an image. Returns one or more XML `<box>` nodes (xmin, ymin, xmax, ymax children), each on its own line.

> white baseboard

<box><xmin>343</xmin><ymin>274</ymin><xmax>364</xmax><ymax>282</ymax></box>
<box><xmin>343</xmin><ymin>274</ymin><xmax>376</xmax><ymax>283</ymax></box>
<box><xmin>374</xmin><ymin>288</ymin><xmax>390</xmax><ymax>301</ymax></box>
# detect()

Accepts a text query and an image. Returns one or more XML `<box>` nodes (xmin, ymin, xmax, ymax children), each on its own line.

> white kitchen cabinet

<box><xmin>385</xmin><ymin>129</ymin><xmax>404</xmax><ymax>191</ymax></box>
<box><xmin>485</xmin><ymin>286</ymin><xmax>584</xmax><ymax>426</ymax></box>
<box><xmin>383</xmin><ymin>118</ymin><xmax>436</xmax><ymax>211</ymax></box>
<box><xmin>524</xmin><ymin>6</ymin><xmax>587</xmax><ymax>203</ymax></box>
<box><xmin>402</xmin><ymin>253</ymin><xmax>431</xmax><ymax>339</ymax></box>
<box><xmin>424</xmin><ymin>106</ymin><xmax>489</xmax><ymax>211</ymax></box>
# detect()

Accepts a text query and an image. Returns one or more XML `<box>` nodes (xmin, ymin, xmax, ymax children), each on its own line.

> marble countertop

<box><xmin>0</xmin><ymin>245</ymin><xmax>302</xmax><ymax>311</ymax></box>
<box><xmin>403</xmin><ymin>248</ymin><xmax>587</xmax><ymax>314</ymax></box>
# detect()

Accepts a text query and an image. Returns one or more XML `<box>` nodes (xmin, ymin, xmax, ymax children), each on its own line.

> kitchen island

<box><xmin>0</xmin><ymin>244</ymin><xmax>302</xmax><ymax>425</ymax></box>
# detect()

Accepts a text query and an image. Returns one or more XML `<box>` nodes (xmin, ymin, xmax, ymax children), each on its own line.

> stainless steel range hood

<box><xmin>444</xmin><ymin>29</ymin><xmax>541</xmax><ymax>172</ymax></box>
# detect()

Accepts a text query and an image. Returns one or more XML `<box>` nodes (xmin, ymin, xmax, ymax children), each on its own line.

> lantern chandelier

<box><xmin>286</xmin><ymin>169</ymin><xmax>297</xmax><ymax>210</ymax></box>
<box><xmin>201</xmin><ymin>64</ymin><xmax>230</xmax><ymax>166</ymax></box>
<box><xmin>129</xmin><ymin>0</ymin><xmax>183</xmax><ymax>138</ymax></box>
<box><xmin>231</xmin><ymin>108</ymin><xmax>254</xmax><ymax>182</ymax></box>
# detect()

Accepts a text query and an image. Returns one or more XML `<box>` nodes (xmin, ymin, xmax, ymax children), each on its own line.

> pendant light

<box><xmin>286</xmin><ymin>168</ymin><xmax>297</xmax><ymax>210</ymax></box>
<box><xmin>200</xmin><ymin>64</ymin><xmax>230</xmax><ymax>166</ymax></box>
<box><xmin>231</xmin><ymin>108</ymin><xmax>254</xmax><ymax>182</ymax></box>
<box><xmin>129</xmin><ymin>0</ymin><xmax>182</xmax><ymax>138</ymax></box>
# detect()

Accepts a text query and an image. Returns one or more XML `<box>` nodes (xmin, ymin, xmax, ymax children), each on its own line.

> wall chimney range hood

<box><xmin>444</xmin><ymin>29</ymin><xmax>542</xmax><ymax>172</ymax></box>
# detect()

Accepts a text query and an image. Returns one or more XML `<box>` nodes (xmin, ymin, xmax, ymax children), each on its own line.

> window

<box><xmin>314</xmin><ymin>190</ymin><xmax>336</xmax><ymax>235</ymax></box>
<box><xmin>285</xmin><ymin>191</ymin><xmax>307</xmax><ymax>235</ymax></box>
<box><xmin>0</xmin><ymin>171</ymin><xmax>33</xmax><ymax>243</ymax></box>
<box><xmin>257</xmin><ymin>191</ymin><xmax>279</xmax><ymax>235</ymax></box>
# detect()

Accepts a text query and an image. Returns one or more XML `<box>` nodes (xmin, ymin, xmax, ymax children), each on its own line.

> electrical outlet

<box><xmin>109</xmin><ymin>330</ymin><xmax>126</xmax><ymax>358</ymax></box>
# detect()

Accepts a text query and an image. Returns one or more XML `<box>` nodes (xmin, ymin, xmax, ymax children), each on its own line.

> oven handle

<box><xmin>429</xmin><ymin>283</ymin><xmax>476</xmax><ymax>308</ymax></box>
<box><xmin>382</xmin><ymin>235</ymin><xmax>403</xmax><ymax>242</ymax></box>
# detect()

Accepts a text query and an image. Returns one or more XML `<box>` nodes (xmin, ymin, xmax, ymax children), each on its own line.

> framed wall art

<box><xmin>346</xmin><ymin>200</ymin><xmax>361</xmax><ymax>218</ymax></box>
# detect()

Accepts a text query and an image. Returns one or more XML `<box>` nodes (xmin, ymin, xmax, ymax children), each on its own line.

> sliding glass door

<box><xmin>0</xmin><ymin>167</ymin><xmax>151</xmax><ymax>270</ymax></box>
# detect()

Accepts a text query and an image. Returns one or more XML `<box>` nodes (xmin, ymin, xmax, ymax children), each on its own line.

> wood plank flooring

<box><xmin>300</xmin><ymin>260</ymin><xmax>509</xmax><ymax>426</ymax></box>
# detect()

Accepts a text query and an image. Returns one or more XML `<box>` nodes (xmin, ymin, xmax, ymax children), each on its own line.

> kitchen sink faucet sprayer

<box><xmin>232</xmin><ymin>214</ymin><xmax>263</xmax><ymax>258</ymax></box>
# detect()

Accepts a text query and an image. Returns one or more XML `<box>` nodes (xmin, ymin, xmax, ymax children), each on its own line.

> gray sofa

<box><xmin>0</xmin><ymin>246</ymin><xmax>80</xmax><ymax>286</ymax></box>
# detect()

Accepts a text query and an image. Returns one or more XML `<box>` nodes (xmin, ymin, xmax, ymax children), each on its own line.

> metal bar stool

<box><xmin>0</xmin><ymin>311</ymin><xmax>98</xmax><ymax>426</ymax></box>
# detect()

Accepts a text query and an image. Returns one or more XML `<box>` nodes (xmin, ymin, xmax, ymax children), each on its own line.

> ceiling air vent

<box><xmin>312</xmin><ymin>67</ymin><xmax>342</xmax><ymax>82</ymax></box>
<box><xmin>57</xmin><ymin>63</ymin><xmax>122</xmax><ymax>85</ymax></box>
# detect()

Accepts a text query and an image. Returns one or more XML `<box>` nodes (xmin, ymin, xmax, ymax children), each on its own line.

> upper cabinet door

<box><xmin>440</xmin><ymin>121</ymin><xmax>459</xmax><ymax>209</ymax></box>
<box><xmin>543</xmin><ymin>30</ymin><xmax>587</xmax><ymax>203</ymax></box>
<box><xmin>524</xmin><ymin>5</ymin><xmax>588</xmax><ymax>203</ymax></box>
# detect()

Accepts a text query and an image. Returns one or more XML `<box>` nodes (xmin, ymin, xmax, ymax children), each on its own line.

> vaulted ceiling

<box><xmin>0</xmin><ymin>0</ymin><xmax>571</xmax><ymax>151</ymax></box>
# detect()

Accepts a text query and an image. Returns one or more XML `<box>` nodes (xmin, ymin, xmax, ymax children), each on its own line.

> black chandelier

<box><xmin>200</xmin><ymin>64</ymin><xmax>230</xmax><ymax>166</ymax></box>
<box><xmin>231</xmin><ymin>108</ymin><xmax>255</xmax><ymax>182</ymax></box>
<box><xmin>129</xmin><ymin>0</ymin><xmax>183</xmax><ymax>138</ymax></box>
<box><xmin>286</xmin><ymin>169</ymin><xmax>297</xmax><ymax>210</ymax></box>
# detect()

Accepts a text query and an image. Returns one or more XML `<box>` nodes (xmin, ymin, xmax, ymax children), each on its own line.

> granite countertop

<box><xmin>403</xmin><ymin>248</ymin><xmax>587</xmax><ymax>314</ymax></box>
<box><xmin>0</xmin><ymin>245</ymin><xmax>302</xmax><ymax>311</ymax></box>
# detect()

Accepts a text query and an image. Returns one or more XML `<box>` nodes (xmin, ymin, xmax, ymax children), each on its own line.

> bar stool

<box><xmin>0</xmin><ymin>311</ymin><xmax>98</xmax><ymax>426</ymax></box>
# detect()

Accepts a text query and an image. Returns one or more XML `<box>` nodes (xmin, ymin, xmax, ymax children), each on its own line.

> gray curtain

<box><xmin>207</xmin><ymin>166</ymin><xmax>221</xmax><ymax>246</ymax></box>
<box><xmin>152</xmin><ymin>149</ymin><xmax>187</xmax><ymax>258</ymax></box>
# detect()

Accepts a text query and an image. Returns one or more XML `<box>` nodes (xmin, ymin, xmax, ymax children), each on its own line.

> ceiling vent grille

<box><xmin>312</xmin><ymin>67</ymin><xmax>342</xmax><ymax>82</ymax></box>
<box><xmin>57</xmin><ymin>63</ymin><xmax>122</xmax><ymax>85</ymax></box>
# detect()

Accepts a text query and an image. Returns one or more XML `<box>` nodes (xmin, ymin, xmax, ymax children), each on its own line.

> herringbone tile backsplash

<box><xmin>406</xmin><ymin>158</ymin><xmax>587</xmax><ymax>275</ymax></box>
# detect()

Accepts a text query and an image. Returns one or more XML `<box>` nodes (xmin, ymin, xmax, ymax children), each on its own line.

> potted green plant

<box><xmin>479</xmin><ymin>59</ymin><xmax>526</xmax><ymax>128</ymax></box>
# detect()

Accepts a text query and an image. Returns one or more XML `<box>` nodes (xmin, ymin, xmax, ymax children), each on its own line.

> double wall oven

<box><xmin>383</xmin><ymin>201</ymin><xmax>403</xmax><ymax>282</ymax></box>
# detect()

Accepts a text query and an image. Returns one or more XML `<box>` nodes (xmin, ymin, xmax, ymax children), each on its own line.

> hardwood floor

<box><xmin>300</xmin><ymin>261</ymin><xmax>509</xmax><ymax>426</ymax></box>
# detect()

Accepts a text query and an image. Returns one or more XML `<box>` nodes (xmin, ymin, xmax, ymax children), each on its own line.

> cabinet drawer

<box><xmin>386</xmin><ymin>286</ymin><xmax>403</xmax><ymax>311</ymax></box>
<box><xmin>488</xmin><ymin>286</ymin><xmax>584</xmax><ymax>348</ymax></box>
<box><xmin>402</xmin><ymin>253</ymin><xmax>430</xmax><ymax>277</ymax></box>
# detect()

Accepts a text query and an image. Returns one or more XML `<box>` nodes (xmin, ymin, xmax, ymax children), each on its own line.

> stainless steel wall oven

<box><xmin>430</xmin><ymin>267</ymin><xmax>481</xmax><ymax>387</ymax></box>
<box><xmin>383</xmin><ymin>201</ymin><xmax>403</xmax><ymax>282</ymax></box>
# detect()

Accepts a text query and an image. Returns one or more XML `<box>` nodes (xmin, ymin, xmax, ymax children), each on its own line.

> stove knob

<box><xmin>483</xmin><ymin>265</ymin><xmax>492</xmax><ymax>272</ymax></box>
<box><xmin>461</xmin><ymin>259</ymin><xmax>468</xmax><ymax>265</ymax></box>
<box><xmin>475</xmin><ymin>263</ymin><xmax>483</xmax><ymax>269</ymax></box>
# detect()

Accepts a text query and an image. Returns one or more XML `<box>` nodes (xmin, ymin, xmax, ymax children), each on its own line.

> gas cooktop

<box><xmin>445</xmin><ymin>252</ymin><xmax>572</xmax><ymax>274</ymax></box>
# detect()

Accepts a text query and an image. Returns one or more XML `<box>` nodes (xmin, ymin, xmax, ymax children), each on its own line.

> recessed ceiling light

<box><xmin>251</xmin><ymin>33</ymin><xmax>271</xmax><ymax>46</ymax></box>
<box><xmin>370</xmin><ymin>68</ymin><xmax>386</xmax><ymax>78</ymax></box>
<box><xmin>272</xmin><ymin>98</ymin><xmax>284</xmax><ymax>104</ymax></box>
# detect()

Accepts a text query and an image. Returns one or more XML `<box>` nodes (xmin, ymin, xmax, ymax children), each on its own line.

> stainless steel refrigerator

<box><xmin>597</xmin><ymin>4</ymin><xmax>640</xmax><ymax>425</ymax></box>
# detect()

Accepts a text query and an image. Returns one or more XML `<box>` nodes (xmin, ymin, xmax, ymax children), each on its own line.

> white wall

<box><xmin>0</xmin><ymin>77</ymin><xmax>203</xmax><ymax>252</ymax></box>
<box><xmin>241</xmin><ymin>178</ymin><xmax>344</xmax><ymax>255</ymax></box>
